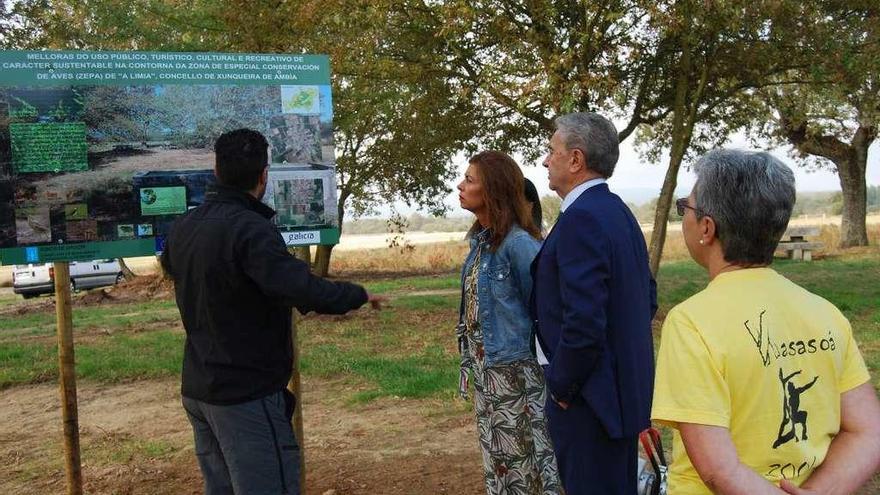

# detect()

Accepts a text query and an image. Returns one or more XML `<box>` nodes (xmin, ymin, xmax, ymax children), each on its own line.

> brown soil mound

<box><xmin>76</xmin><ymin>288</ymin><xmax>118</xmax><ymax>305</ymax></box>
<box><xmin>0</xmin><ymin>298</ymin><xmax>56</xmax><ymax>315</ymax></box>
<box><xmin>65</xmin><ymin>274</ymin><xmax>174</xmax><ymax>307</ymax></box>
<box><xmin>98</xmin><ymin>274</ymin><xmax>174</xmax><ymax>303</ymax></box>
<box><xmin>0</xmin><ymin>275</ymin><xmax>174</xmax><ymax>316</ymax></box>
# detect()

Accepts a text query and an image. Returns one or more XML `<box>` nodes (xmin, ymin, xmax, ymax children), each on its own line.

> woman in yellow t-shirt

<box><xmin>651</xmin><ymin>149</ymin><xmax>880</xmax><ymax>495</ymax></box>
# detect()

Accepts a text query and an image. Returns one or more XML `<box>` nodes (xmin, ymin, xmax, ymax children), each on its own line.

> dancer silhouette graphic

<box><xmin>773</xmin><ymin>368</ymin><xmax>819</xmax><ymax>449</ymax></box>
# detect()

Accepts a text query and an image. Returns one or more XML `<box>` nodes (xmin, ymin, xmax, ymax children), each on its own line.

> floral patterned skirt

<box><xmin>466</xmin><ymin>327</ymin><xmax>562</xmax><ymax>495</ymax></box>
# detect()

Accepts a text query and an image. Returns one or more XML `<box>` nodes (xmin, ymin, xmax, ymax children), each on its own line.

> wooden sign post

<box><xmin>288</xmin><ymin>314</ymin><xmax>306</xmax><ymax>492</ymax></box>
<box><xmin>53</xmin><ymin>261</ymin><xmax>83</xmax><ymax>495</ymax></box>
<box><xmin>288</xmin><ymin>247</ymin><xmax>308</xmax><ymax>492</ymax></box>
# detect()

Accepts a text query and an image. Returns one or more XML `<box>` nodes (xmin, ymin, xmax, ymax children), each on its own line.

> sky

<box><xmin>432</xmin><ymin>135</ymin><xmax>880</xmax><ymax>217</ymax></box>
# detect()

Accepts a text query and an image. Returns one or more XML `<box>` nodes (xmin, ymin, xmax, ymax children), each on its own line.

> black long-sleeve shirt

<box><xmin>161</xmin><ymin>184</ymin><xmax>367</xmax><ymax>404</ymax></box>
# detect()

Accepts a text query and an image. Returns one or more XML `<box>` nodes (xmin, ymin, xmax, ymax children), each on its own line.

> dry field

<box><xmin>327</xmin><ymin>222</ymin><xmax>880</xmax><ymax>277</ymax></box>
<box><xmin>1</xmin><ymin>216</ymin><xmax>878</xmax><ymax>286</ymax></box>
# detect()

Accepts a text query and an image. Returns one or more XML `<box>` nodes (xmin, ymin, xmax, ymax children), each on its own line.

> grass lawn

<box><xmin>0</xmin><ymin>256</ymin><xmax>877</xmax><ymax>398</ymax></box>
<box><xmin>1</xmin><ymin>255</ymin><xmax>878</xmax><ymax>492</ymax></box>
<box><xmin>359</xmin><ymin>273</ymin><xmax>460</xmax><ymax>294</ymax></box>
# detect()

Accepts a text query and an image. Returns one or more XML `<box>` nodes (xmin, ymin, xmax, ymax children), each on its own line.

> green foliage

<box><xmin>423</xmin><ymin>0</ymin><xmax>660</xmax><ymax>160</ymax></box>
<box><xmin>7</xmin><ymin>87</ymin><xmax>84</xmax><ymax>123</ymax></box>
<box><xmin>24</xmin><ymin>0</ymin><xmax>481</xmax><ymax>273</ymax></box>
<box><xmin>748</xmin><ymin>3</ymin><xmax>879</xmax><ymax>246</ymax></box>
<box><xmin>417</xmin><ymin>0</ymin><xmax>829</xmax><ymax>273</ymax></box>
<box><xmin>539</xmin><ymin>195</ymin><xmax>561</xmax><ymax>227</ymax></box>
<box><xmin>163</xmin><ymin>85</ymin><xmax>280</xmax><ymax>148</ymax></box>
<box><xmin>0</xmin><ymin>0</ymin><xmax>53</xmax><ymax>49</ymax></box>
<box><xmin>12</xmin><ymin>0</ymin><xmax>878</xmax><ymax>258</ymax></box>
<box><xmin>627</xmin><ymin>1</ymin><xmax>825</xmax><ymax>273</ymax></box>
<box><xmin>754</xmin><ymin>4</ymin><xmax>879</xmax><ymax>158</ymax></box>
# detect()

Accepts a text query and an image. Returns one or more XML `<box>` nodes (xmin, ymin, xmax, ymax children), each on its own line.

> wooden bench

<box><xmin>776</xmin><ymin>226</ymin><xmax>823</xmax><ymax>261</ymax></box>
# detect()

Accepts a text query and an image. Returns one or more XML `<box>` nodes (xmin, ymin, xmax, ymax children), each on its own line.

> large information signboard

<box><xmin>0</xmin><ymin>50</ymin><xmax>340</xmax><ymax>265</ymax></box>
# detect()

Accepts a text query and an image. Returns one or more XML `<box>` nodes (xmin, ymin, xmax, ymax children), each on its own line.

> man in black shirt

<box><xmin>161</xmin><ymin>128</ymin><xmax>382</xmax><ymax>494</ymax></box>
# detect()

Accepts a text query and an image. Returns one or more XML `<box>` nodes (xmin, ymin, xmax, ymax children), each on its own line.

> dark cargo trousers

<box><xmin>183</xmin><ymin>389</ymin><xmax>300</xmax><ymax>495</ymax></box>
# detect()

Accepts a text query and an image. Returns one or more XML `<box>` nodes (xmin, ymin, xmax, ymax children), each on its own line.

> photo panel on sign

<box><xmin>266</xmin><ymin>166</ymin><xmax>337</xmax><ymax>231</ymax></box>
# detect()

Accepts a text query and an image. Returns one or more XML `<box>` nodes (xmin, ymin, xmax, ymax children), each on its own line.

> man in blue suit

<box><xmin>531</xmin><ymin>112</ymin><xmax>657</xmax><ymax>494</ymax></box>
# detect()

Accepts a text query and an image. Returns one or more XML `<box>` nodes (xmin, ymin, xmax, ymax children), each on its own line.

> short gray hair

<box><xmin>693</xmin><ymin>149</ymin><xmax>796</xmax><ymax>265</ymax></box>
<box><xmin>554</xmin><ymin>112</ymin><xmax>620</xmax><ymax>178</ymax></box>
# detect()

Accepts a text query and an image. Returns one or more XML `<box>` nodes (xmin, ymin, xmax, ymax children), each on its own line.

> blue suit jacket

<box><xmin>531</xmin><ymin>183</ymin><xmax>657</xmax><ymax>439</ymax></box>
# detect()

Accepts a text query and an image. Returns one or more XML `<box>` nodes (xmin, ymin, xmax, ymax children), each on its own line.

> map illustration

<box><xmin>281</xmin><ymin>85</ymin><xmax>320</xmax><ymax>115</ymax></box>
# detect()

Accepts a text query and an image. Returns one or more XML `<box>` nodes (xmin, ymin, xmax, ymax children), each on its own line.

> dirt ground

<box><xmin>2</xmin><ymin>274</ymin><xmax>878</xmax><ymax>494</ymax></box>
<box><xmin>0</xmin><ymin>377</ymin><xmax>485</xmax><ymax>495</ymax></box>
<box><xmin>1</xmin><ymin>273</ymin><xmax>486</xmax><ymax>494</ymax></box>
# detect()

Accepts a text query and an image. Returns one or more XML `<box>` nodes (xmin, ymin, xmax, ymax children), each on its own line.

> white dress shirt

<box><xmin>535</xmin><ymin>177</ymin><xmax>607</xmax><ymax>366</ymax></box>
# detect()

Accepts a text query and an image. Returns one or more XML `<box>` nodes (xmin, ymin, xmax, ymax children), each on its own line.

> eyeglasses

<box><xmin>675</xmin><ymin>197</ymin><xmax>707</xmax><ymax>217</ymax></box>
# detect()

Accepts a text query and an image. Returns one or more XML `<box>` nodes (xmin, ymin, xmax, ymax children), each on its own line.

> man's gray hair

<box><xmin>554</xmin><ymin>112</ymin><xmax>620</xmax><ymax>178</ymax></box>
<box><xmin>693</xmin><ymin>149</ymin><xmax>796</xmax><ymax>265</ymax></box>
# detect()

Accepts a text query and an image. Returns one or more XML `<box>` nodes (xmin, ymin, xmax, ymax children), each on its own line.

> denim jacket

<box><xmin>457</xmin><ymin>225</ymin><xmax>542</xmax><ymax>367</ymax></box>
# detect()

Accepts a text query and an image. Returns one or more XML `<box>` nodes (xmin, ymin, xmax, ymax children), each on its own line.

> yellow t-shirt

<box><xmin>651</xmin><ymin>268</ymin><xmax>870</xmax><ymax>494</ymax></box>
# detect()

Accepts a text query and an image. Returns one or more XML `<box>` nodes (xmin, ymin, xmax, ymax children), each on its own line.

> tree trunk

<box><xmin>647</xmin><ymin>21</ymin><xmax>712</xmax><ymax>277</ymax></box>
<box><xmin>313</xmin><ymin>245</ymin><xmax>333</xmax><ymax>277</ymax></box>
<box><xmin>777</xmin><ymin>111</ymin><xmax>875</xmax><ymax>249</ymax></box>
<box><xmin>648</xmin><ymin>154</ymin><xmax>683</xmax><ymax>277</ymax></box>
<box><xmin>836</xmin><ymin>151</ymin><xmax>869</xmax><ymax>248</ymax></box>
<box><xmin>286</xmin><ymin>314</ymin><xmax>305</xmax><ymax>492</ymax></box>
<box><xmin>118</xmin><ymin>258</ymin><xmax>137</xmax><ymax>280</ymax></box>
<box><xmin>647</xmin><ymin>33</ymin><xmax>699</xmax><ymax>277</ymax></box>
<box><xmin>312</xmin><ymin>193</ymin><xmax>348</xmax><ymax>277</ymax></box>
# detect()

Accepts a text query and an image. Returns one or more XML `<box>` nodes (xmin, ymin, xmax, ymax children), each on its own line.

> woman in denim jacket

<box><xmin>457</xmin><ymin>151</ymin><xmax>561</xmax><ymax>495</ymax></box>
